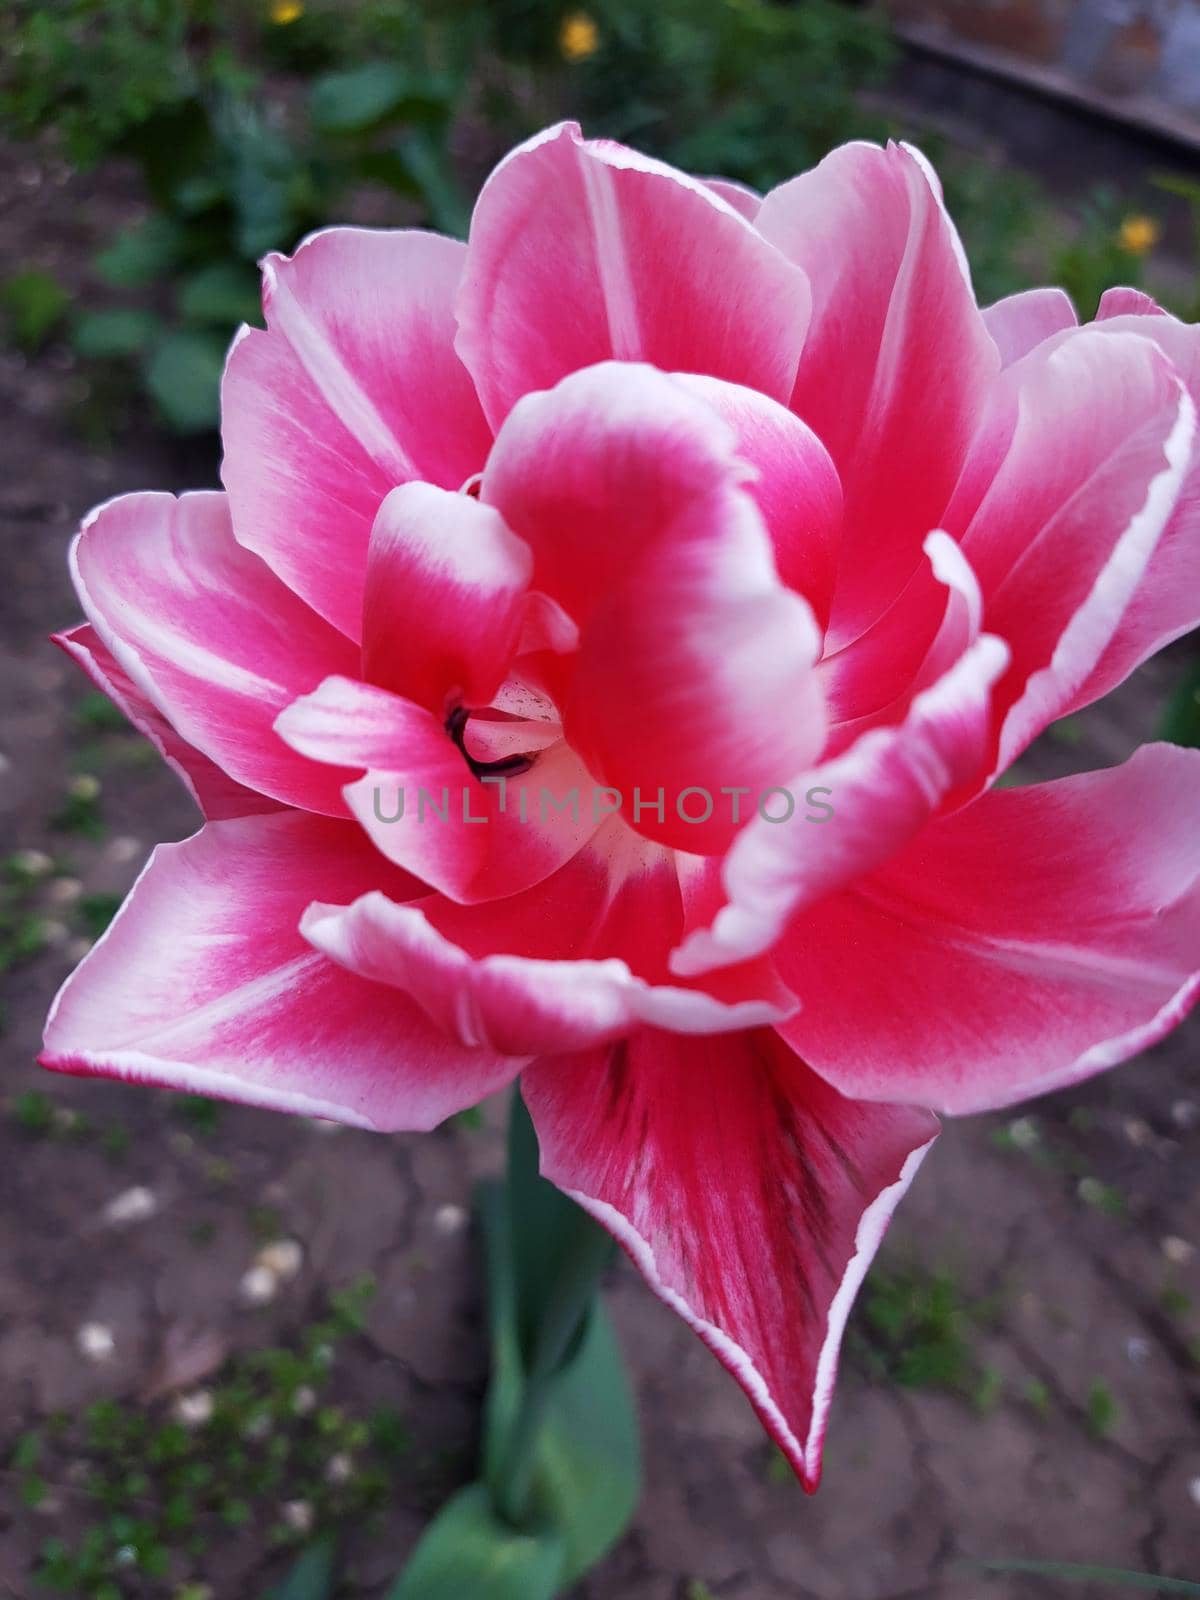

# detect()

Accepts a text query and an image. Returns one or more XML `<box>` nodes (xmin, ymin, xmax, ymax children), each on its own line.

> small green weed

<box><xmin>16</xmin><ymin>1280</ymin><xmax>404</xmax><ymax>1598</ymax></box>
<box><xmin>851</xmin><ymin>1262</ymin><xmax>994</xmax><ymax>1393</ymax></box>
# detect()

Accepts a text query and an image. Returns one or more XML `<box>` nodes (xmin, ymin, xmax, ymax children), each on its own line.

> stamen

<box><xmin>445</xmin><ymin>705</ymin><xmax>535</xmax><ymax>779</ymax></box>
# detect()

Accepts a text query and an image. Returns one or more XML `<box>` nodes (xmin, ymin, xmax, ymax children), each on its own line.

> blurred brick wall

<box><xmin>882</xmin><ymin>0</ymin><xmax>1200</xmax><ymax>116</ymax></box>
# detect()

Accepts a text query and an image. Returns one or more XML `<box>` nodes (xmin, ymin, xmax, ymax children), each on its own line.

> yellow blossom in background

<box><xmin>270</xmin><ymin>0</ymin><xmax>304</xmax><ymax>23</ymax></box>
<box><xmin>1118</xmin><ymin>214</ymin><xmax>1160</xmax><ymax>256</ymax></box>
<box><xmin>560</xmin><ymin>11</ymin><xmax>600</xmax><ymax>62</ymax></box>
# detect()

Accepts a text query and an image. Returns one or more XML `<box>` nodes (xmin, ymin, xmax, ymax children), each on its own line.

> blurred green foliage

<box><xmin>0</xmin><ymin>267</ymin><xmax>71</xmax><ymax>346</ymax></box>
<box><xmin>1</xmin><ymin>0</ymin><xmax>467</xmax><ymax>430</ymax></box>
<box><xmin>476</xmin><ymin>0</ymin><xmax>894</xmax><ymax>186</ymax></box>
<box><xmin>1159</xmin><ymin>660</ymin><xmax>1200</xmax><ymax>748</ymax></box>
<box><xmin>1153</xmin><ymin>172</ymin><xmax>1200</xmax><ymax>320</ymax></box>
<box><xmin>1</xmin><ymin>0</ymin><xmax>1197</xmax><ymax>435</ymax></box>
<box><xmin>0</xmin><ymin>0</ymin><xmax>895</xmax><ymax>431</ymax></box>
<box><xmin>1048</xmin><ymin>186</ymin><xmax>1146</xmax><ymax>321</ymax></box>
<box><xmin>13</xmin><ymin>1280</ymin><xmax>404</xmax><ymax>1599</ymax></box>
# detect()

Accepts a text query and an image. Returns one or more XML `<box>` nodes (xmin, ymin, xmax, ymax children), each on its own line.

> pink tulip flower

<box><xmin>42</xmin><ymin>125</ymin><xmax>1200</xmax><ymax>1489</ymax></box>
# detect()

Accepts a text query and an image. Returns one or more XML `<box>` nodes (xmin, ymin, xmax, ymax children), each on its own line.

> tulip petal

<box><xmin>40</xmin><ymin>813</ymin><xmax>521</xmax><ymax>1130</ymax></box>
<box><xmin>484</xmin><ymin>362</ymin><xmax>826</xmax><ymax>852</ymax></box>
<box><xmin>674</xmin><ymin>374</ymin><xmax>842</xmax><ymax>630</ymax></box>
<box><xmin>221</xmin><ymin>228</ymin><xmax>492</xmax><ymax>638</ymax></box>
<box><xmin>942</xmin><ymin>327</ymin><xmax>1195</xmax><ymax>776</ymax></box>
<box><xmin>522</xmin><ymin>1028</ymin><xmax>938</xmax><ymax>1490</ymax></box>
<box><xmin>702</xmin><ymin>177</ymin><xmax>762</xmax><ymax>221</ymax></box>
<box><xmin>1097</xmin><ymin>287</ymin><xmax>1170</xmax><ymax>319</ymax></box>
<box><xmin>1056</xmin><ymin>312</ymin><xmax>1200</xmax><ymax>713</ymax></box>
<box><xmin>362</xmin><ymin>482</ymin><xmax>532</xmax><ymax>712</ymax></box>
<box><xmin>53</xmin><ymin>624</ymin><xmax>282</xmax><ymax>821</ymax></box>
<box><xmin>775</xmin><ymin>744</ymin><xmax>1200</xmax><ymax>1115</ymax></box>
<box><xmin>302</xmin><ymin>824</ymin><xmax>795</xmax><ymax>1055</ymax></box>
<box><xmin>817</xmin><ymin>530</ymin><xmax>985</xmax><ymax>743</ymax></box>
<box><xmin>275</xmin><ymin>675</ymin><xmax>599</xmax><ymax>901</ymax></box>
<box><xmin>757</xmin><ymin>141</ymin><xmax>999</xmax><ymax>646</ymax></box>
<box><xmin>456</xmin><ymin>122</ymin><xmax>811</xmax><ymax>428</ymax></box>
<box><xmin>983</xmin><ymin>286</ymin><xmax>1077</xmax><ymax>366</ymax></box>
<box><xmin>671</xmin><ymin>632</ymin><xmax>1009</xmax><ymax>976</ymax></box>
<box><xmin>71</xmin><ymin>491</ymin><xmax>360</xmax><ymax>815</ymax></box>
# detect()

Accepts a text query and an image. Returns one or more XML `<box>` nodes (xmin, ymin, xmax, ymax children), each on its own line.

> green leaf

<box><xmin>503</xmin><ymin>1094</ymin><xmax>610</xmax><ymax>1368</ymax></box>
<box><xmin>178</xmin><ymin>263</ymin><xmax>262</xmax><ymax>328</ymax></box>
<box><xmin>210</xmin><ymin>98</ymin><xmax>304</xmax><ymax>261</ymax></box>
<box><xmin>72</xmin><ymin>308</ymin><xmax>162</xmax><ymax>359</ymax></box>
<box><xmin>309</xmin><ymin>62</ymin><xmax>454</xmax><ymax>136</ymax></box>
<box><xmin>173</xmin><ymin>175</ymin><xmax>228</xmax><ymax>217</ymax></box>
<box><xmin>530</xmin><ymin>1292</ymin><xmax>641</xmax><ymax>1585</ymax></box>
<box><xmin>310</xmin><ymin>63</ymin><xmax>416</xmax><ymax>133</ymax></box>
<box><xmin>1159</xmin><ymin>661</ymin><xmax>1200</xmax><ymax>748</ymax></box>
<box><xmin>385</xmin><ymin>1483</ymin><xmax>563</xmax><ymax>1600</ymax></box>
<box><xmin>239</xmin><ymin>151</ymin><xmax>299</xmax><ymax>257</ymax></box>
<box><xmin>980</xmin><ymin>1560</ymin><xmax>1200</xmax><ymax>1593</ymax></box>
<box><xmin>267</xmin><ymin>1536</ymin><xmax>337</xmax><ymax>1599</ymax></box>
<box><xmin>94</xmin><ymin>217</ymin><xmax>185</xmax><ymax>288</ymax></box>
<box><xmin>2</xmin><ymin>270</ymin><xmax>70</xmax><ymax>348</ymax></box>
<box><xmin>119</xmin><ymin>102</ymin><xmax>218</xmax><ymax>213</ymax></box>
<box><xmin>479</xmin><ymin>1147</ymin><xmax>638</xmax><ymax>1587</ymax></box>
<box><xmin>143</xmin><ymin>330</ymin><xmax>226</xmax><ymax>433</ymax></box>
<box><xmin>396</xmin><ymin>130</ymin><xmax>471</xmax><ymax>239</ymax></box>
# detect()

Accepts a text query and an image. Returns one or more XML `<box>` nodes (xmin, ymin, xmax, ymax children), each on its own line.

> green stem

<box><xmin>493</xmin><ymin>1217</ymin><xmax>611</xmax><ymax>1525</ymax></box>
<box><xmin>492</xmin><ymin>1090</ymin><xmax>613</xmax><ymax>1528</ymax></box>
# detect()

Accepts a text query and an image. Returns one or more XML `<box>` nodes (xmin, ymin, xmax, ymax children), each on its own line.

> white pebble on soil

<box><xmin>76</xmin><ymin>1322</ymin><xmax>116</xmax><ymax>1362</ymax></box>
<box><xmin>433</xmin><ymin>1203</ymin><xmax>468</xmax><ymax>1236</ymax></box>
<box><xmin>11</xmin><ymin>848</ymin><xmax>53</xmax><ymax>877</ymax></box>
<box><xmin>102</xmin><ymin>1185</ymin><xmax>158</xmax><ymax>1227</ymax></box>
<box><xmin>173</xmin><ymin>1390</ymin><xmax>215</xmax><ymax>1428</ymax></box>
<box><xmin>1125</xmin><ymin>1336</ymin><xmax>1151</xmax><ymax>1366</ymax></box>
<box><xmin>282</xmin><ymin>1500</ymin><xmax>314</xmax><ymax>1534</ymax></box>
<box><xmin>45</xmin><ymin>876</ymin><xmax>82</xmax><ymax>904</ymax></box>
<box><xmin>254</xmin><ymin>1238</ymin><xmax>303</xmax><ymax>1281</ymax></box>
<box><xmin>1008</xmin><ymin>1116</ymin><xmax>1040</xmax><ymax>1151</ymax></box>
<box><xmin>239</xmin><ymin>1265</ymin><xmax>277</xmax><ymax>1306</ymax></box>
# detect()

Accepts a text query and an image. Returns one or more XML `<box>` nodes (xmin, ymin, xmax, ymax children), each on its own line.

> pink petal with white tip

<box><xmin>276</xmin><ymin>675</ymin><xmax>598</xmax><ymax>902</ymax></box>
<box><xmin>675</xmin><ymin>373</ymin><xmax>842</xmax><ymax>629</ymax></box>
<box><xmin>362</xmin><ymin>482</ymin><xmax>532</xmax><ymax>713</ymax></box>
<box><xmin>41</xmin><ymin>813</ymin><xmax>520</xmax><ymax>1130</ymax></box>
<box><xmin>71</xmin><ymin>491</ymin><xmax>360</xmax><ymax>815</ymax></box>
<box><xmin>757</xmin><ymin>141</ymin><xmax>999</xmax><ymax>646</ymax></box>
<box><xmin>456</xmin><ymin>122</ymin><xmax>811</xmax><ymax>428</ymax></box>
<box><xmin>303</xmin><ymin>824</ymin><xmax>795</xmax><ymax>1055</ymax></box>
<box><xmin>523</xmin><ymin>1028</ymin><xmax>938</xmax><ymax>1490</ymax></box>
<box><xmin>777</xmin><ymin>744</ymin><xmax>1200</xmax><ymax>1114</ymax></box>
<box><xmin>1057</xmin><ymin>310</ymin><xmax>1200</xmax><ymax>713</ymax></box>
<box><xmin>942</xmin><ymin>327</ymin><xmax>1195</xmax><ymax>777</ymax></box>
<box><xmin>221</xmin><ymin>228</ymin><xmax>491</xmax><ymax>638</ymax></box>
<box><xmin>53</xmin><ymin>624</ymin><xmax>281</xmax><ymax>821</ymax></box>
<box><xmin>484</xmin><ymin>362</ymin><xmax>826</xmax><ymax>852</ymax></box>
<box><xmin>671</xmin><ymin>632</ymin><xmax>1009</xmax><ymax>976</ymax></box>
<box><xmin>983</xmin><ymin>286</ymin><xmax>1077</xmax><ymax>366</ymax></box>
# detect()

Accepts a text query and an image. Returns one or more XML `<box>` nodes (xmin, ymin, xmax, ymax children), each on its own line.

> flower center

<box><xmin>445</xmin><ymin>705</ymin><xmax>535</xmax><ymax>780</ymax></box>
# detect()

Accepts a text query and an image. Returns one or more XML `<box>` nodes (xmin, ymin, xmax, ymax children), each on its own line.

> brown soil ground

<box><xmin>1</xmin><ymin>140</ymin><xmax>1198</xmax><ymax>1600</ymax></box>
